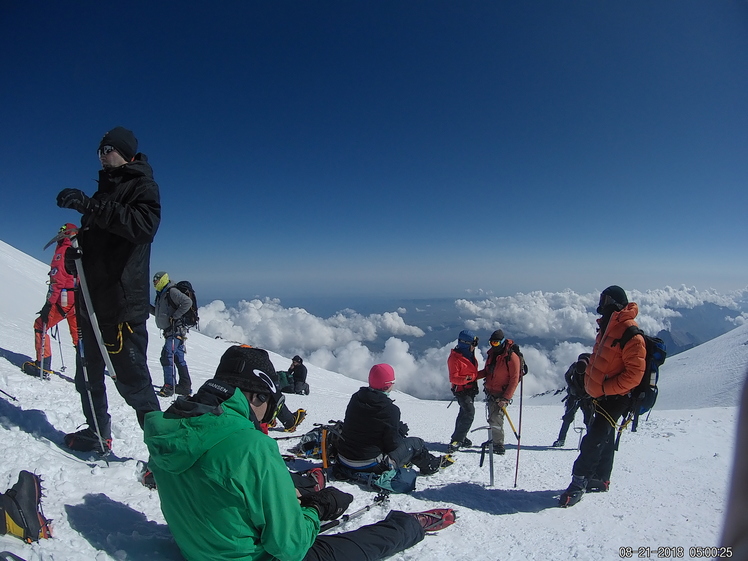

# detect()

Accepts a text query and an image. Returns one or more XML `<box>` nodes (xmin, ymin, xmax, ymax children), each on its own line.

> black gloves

<box><xmin>64</xmin><ymin>246</ymin><xmax>82</xmax><ymax>275</ymax></box>
<box><xmin>299</xmin><ymin>487</ymin><xmax>353</xmax><ymax>520</ymax></box>
<box><xmin>39</xmin><ymin>302</ymin><xmax>52</xmax><ymax>323</ymax></box>
<box><xmin>56</xmin><ymin>188</ymin><xmax>99</xmax><ymax>214</ymax></box>
<box><xmin>398</xmin><ymin>421</ymin><xmax>409</xmax><ymax>437</ymax></box>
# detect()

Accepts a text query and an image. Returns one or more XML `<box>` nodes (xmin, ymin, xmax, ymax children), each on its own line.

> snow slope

<box><xmin>0</xmin><ymin>239</ymin><xmax>745</xmax><ymax>560</ymax></box>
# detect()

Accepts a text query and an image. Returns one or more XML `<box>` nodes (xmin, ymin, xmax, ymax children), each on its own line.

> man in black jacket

<box><xmin>56</xmin><ymin>126</ymin><xmax>161</xmax><ymax>453</ymax></box>
<box><xmin>289</xmin><ymin>355</ymin><xmax>309</xmax><ymax>394</ymax></box>
<box><xmin>336</xmin><ymin>364</ymin><xmax>452</xmax><ymax>476</ymax></box>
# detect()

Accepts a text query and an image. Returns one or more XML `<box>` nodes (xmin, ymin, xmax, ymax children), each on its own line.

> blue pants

<box><xmin>160</xmin><ymin>336</ymin><xmax>190</xmax><ymax>387</ymax></box>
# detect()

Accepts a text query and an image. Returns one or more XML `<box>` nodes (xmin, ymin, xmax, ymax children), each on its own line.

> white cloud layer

<box><xmin>198</xmin><ymin>286</ymin><xmax>748</xmax><ymax>400</ymax></box>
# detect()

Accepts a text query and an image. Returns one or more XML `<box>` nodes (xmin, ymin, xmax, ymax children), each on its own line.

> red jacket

<box><xmin>480</xmin><ymin>341</ymin><xmax>521</xmax><ymax>399</ymax></box>
<box><xmin>448</xmin><ymin>349</ymin><xmax>479</xmax><ymax>389</ymax></box>
<box><xmin>585</xmin><ymin>303</ymin><xmax>647</xmax><ymax>398</ymax></box>
<box><xmin>47</xmin><ymin>238</ymin><xmax>77</xmax><ymax>307</ymax></box>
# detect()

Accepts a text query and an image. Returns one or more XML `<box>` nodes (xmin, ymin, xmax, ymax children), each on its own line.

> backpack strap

<box><xmin>611</xmin><ymin>325</ymin><xmax>644</xmax><ymax>350</ymax></box>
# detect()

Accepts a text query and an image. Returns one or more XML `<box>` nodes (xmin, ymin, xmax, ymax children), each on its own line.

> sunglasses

<box><xmin>98</xmin><ymin>145</ymin><xmax>117</xmax><ymax>158</ymax></box>
<box><xmin>489</xmin><ymin>338</ymin><xmax>506</xmax><ymax>347</ymax></box>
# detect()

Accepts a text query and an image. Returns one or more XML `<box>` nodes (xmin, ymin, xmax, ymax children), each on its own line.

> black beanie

<box><xmin>601</xmin><ymin>285</ymin><xmax>628</xmax><ymax>307</ymax></box>
<box><xmin>489</xmin><ymin>329</ymin><xmax>505</xmax><ymax>342</ymax></box>
<box><xmin>99</xmin><ymin>126</ymin><xmax>138</xmax><ymax>161</ymax></box>
<box><xmin>213</xmin><ymin>345</ymin><xmax>279</xmax><ymax>396</ymax></box>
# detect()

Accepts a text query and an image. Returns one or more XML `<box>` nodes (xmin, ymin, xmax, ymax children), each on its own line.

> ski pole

<box><xmin>0</xmin><ymin>388</ymin><xmax>18</xmax><ymax>401</ymax></box>
<box><xmin>53</xmin><ymin>324</ymin><xmax>66</xmax><ymax>372</ymax></box>
<box><xmin>513</xmin><ymin>374</ymin><xmax>524</xmax><ymax>488</ymax></box>
<box><xmin>319</xmin><ymin>492</ymin><xmax>390</xmax><ymax>533</ymax></box>
<box><xmin>71</xmin><ymin>237</ymin><xmax>112</xmax><ymax>458</ymax></box>
<box><xmin>501</xmin><ymin>405</ymin><xmax>520</xmax><ymax>441</ymax></box>
<box><xmin>72</xmin><ymin>237</ymin><xmax>119</xmax><ymax>381</ymax></box>
<box><xmin>272</xmin><ymin>433</ymin><xmax>305</xmax><ymax>441</ymax></box>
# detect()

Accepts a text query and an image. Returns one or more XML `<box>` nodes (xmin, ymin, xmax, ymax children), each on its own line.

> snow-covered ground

<box><xmin>1</xmin><ymin>239</ymin><xmax>745</xmax><ymax>560</ymax></box>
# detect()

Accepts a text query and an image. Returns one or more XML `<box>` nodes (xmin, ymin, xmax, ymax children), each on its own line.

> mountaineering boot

<box><xmin>493</xmin><ymin>443</ymin><xmax>506</xmax><ymax>455</ymax></box>
<box><xmin>21</xmin><ymin>360</ymin><xmax>52</xmax><ymax>379</ymax></box>
<box><xmin>587</xmin><ymin>478</ymin><xmax>610</xmax><ymax>493</ymax></box>
<box><xmin>158</xmin><ymin>384</ymin><xmax>175</xmax><ymax>397</ymax></box>
<box><xmin>447</xmin><ymin>437</ymin><xmax>473</xmax><ymax>453</ymax></box>
<box><xmin>422</xmin><ymin>454</ymin><xmax>455</xmax><ymax>475</ymax></box>
<box><xmin>174</xmin><ymin>381</ymin><xmax>192</xmax><ymax>396</ymax></box>
<box><xmin>409</xmin><ymin>508</ymin><xmax>457</xmax><ymax>532</ymax></box>
<box><xmin>559</xmin><ymin>475</ymin><xmax>588</xmax><ymax>507</ymax></box>
<box><xmin>63</xmin><ymin>427</ymin><xmax>112</xmax><ymax>455</ymax></box>
<box><xmin>0</xmin><ymin>470</ymin><xmax>52</xmax><ymax>543</ymax></box>
<box><xmin>552</xmin><ymin>439</ymin><xmax>565</xmax><ymax>448</ymax></box>
<box><xmin>284</xmin><ymin>409</ymin><xmax>307</xmax><ymax>432</ymax></box>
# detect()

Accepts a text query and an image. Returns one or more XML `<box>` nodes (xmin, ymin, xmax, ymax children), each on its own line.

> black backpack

<box><xmin>167</xmin><ymin>280</ymin><xmax>199</xmax><ymax>329</ymax></box>
<box><xmin>289</xmin><ymin>420</ymin><xmax>344</xmax><ymax>468</ymax></box>
<box><xmin>506</xmin><ymin>341</ymin><xmax>529</xmax><ymax>376</ymax></box>
<box><xmin>612</xmin><ymin>326</ymin><xmax>667</xmax><ymax>432</ymax></box>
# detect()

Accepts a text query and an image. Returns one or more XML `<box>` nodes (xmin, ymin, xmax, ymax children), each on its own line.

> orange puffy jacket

<box><xmin>479</xmin><ymin>341</ymin><xmax>521</xmax><ymax>400</ymax></box>
<box><xmin>448</xmin><ymin>349</ymin><xmax>479</xmax><ymax>389</ymax></box>
<box><xmin>585</xmin><ymin>303</ymin><xmax>647</xmax><ymax>398</ymax></box>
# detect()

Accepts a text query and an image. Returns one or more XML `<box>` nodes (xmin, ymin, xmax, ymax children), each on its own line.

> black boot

<box><xmin>0</xmin><ymin>471</ymin><xmax>52</xmax><ymax>543</ymax></box>
<box><xmin>559</xmin><ymin>475</ymin><xmax>587</xmax><ymax>507</ymax></box>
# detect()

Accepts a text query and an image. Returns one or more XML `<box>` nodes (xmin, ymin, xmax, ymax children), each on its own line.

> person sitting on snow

<box><xmin>335</xmin><ymin>364</ymin><xmax>454</xmax><ymax>478</ymax></box>
<box><xmin>144</xmin><ymin>345</ymin><xmax>455</xmax><ymax>561</ymax></box>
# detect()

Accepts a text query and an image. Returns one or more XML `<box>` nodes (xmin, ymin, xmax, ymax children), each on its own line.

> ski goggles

<box><xmin>489</xmin><ymin>338</ymin><xmax>506</xmax><ymax>347</ymax></box>
<box><xmin>98</xmin><ymin>145</ymin><xmax>117</xmax><ymax>158</ymax></box>
<box><xmin>459</xmin><ymin>337</ymin><xmax>479</xmax><ymax>346</ymax></box>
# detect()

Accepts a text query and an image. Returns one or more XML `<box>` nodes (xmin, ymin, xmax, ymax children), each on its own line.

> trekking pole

<box><xmin>53</xmin><ymin>325</ymin><xmax>66</xmax><ymax>372</ymax></box>
<box><xmin>39</xmin><ymin>320</ymin><xmax>48</xmax><ymax>380</ymax></box>
<box><xmin>319</xmin><ymin>492</ymin><xmax>390</xmax><ymax>533</ymax></box>
<box><xmin>70</xmin><ymin>238</ymin><xmax>112</xmax><ymax>458</ymax></box>
<box><xmin>513</xmin><ymin>375</ymin><xmax>524</xmax><ymax>488</ymax></box>
<box><xmin>446</xmin><ymin>396</ymin><xmax>456</xmax><ymax>409</ymax></box>
<box><xmin>501</xmin><ymin>405</ymin><xmax>520</xmax><ymax>441</ymax></box>
<box><xmin>0</xmin><ymin>388</ymin><xmax>18</xmax><ymax>401</ymax></box>
<box><xmin>272</xmin><ymin>433</ymin><xmax>305</xmax><ymax>441</ymax></box>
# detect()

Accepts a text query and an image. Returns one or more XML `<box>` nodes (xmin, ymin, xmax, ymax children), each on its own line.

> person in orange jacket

<box><xmin>559</xmin><ymin>285</ymin><xmax>646</xmax><ymax>507</ymax></box>
<box><xmin>479</xmin><ymin>329</ymin><xmax>521</xmax><ymax>455</ymax></box>
<box><xmin>447</xmin><ymin>330</ymin><xmax>480</xmax><ymax>452</ymax></box>
<box><xmin>29</xmin><ymin>223</ymin><xmax>79</xmax><ymax>376</ymax></box>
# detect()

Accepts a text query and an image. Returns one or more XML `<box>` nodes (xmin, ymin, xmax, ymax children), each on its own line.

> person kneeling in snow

<box><xmin>144</xmin><ymin>345</ymin><xmax>454</xmax><ymax>561</ymax></box>
<box><xmin>335</xmin><ymin>364</ymin><xmax>455</xmax><ymax>480</ymax></box>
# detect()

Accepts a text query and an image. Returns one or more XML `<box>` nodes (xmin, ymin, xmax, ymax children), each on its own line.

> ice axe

<box><xmin>501</xmin><ymin>405</ymin><xmax>520</xmax><ymax>441</ymax></box>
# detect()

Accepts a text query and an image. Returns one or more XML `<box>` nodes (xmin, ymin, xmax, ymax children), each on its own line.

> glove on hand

<box><xmin>299</xmin><ymin>487</ymin><xmax>353</xmax><ymax>521</ymax></box>
<box><xmin>39</xmin><ymin>302</ymin><xmax>52</xmax><ymax>323</ymax></box>
<box><xmin>398</xmin><ymin>421</ymin><xmax>409</xmax><ymax>437</ymax></box>
<box><xmin>57</xmin><ymin>188</ymin><xmax>98</xmax><ymax>214</ymax></box>
<box><xmin>64</xmin><ymin>246</ymin><xmax>82</xmax><ymax>275</ymax></box>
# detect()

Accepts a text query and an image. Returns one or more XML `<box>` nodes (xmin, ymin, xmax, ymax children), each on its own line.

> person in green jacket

<box><xmin>144</xmin><ymin>345</ymin><xmax>455</xmax><ymax>561</ymax></box>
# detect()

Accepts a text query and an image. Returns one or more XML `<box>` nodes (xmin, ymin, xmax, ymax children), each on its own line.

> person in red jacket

<box><xmin>559</xmin><ymin>285</ymin><xmax>646</xmax><ymax>507</ymax></box>
<box><xmin>29</xmin><ymin>223</ymin><xmax>80</xmax><ymax>376</ymax></box>
<box><xmin>447</xmin><ymin>330</ymin><xmax>480</xmax><ymax>452</ymax></box>
<box><xmin>479</xmin><ymin>329</ymin><xmax>522</xmax><ymax>455</ymax></box>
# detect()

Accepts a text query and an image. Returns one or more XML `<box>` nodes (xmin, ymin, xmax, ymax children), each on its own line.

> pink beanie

<box><xmin>368</xmin><ymin>364</ymin><xmax>396</xmax><ymax>391</ymax></box>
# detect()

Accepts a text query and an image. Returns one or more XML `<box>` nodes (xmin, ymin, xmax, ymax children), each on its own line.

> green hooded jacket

<box><xmin>144</xmin><ymin>387</ymin><xmax>320</xmax><ymax>561</ymax></box>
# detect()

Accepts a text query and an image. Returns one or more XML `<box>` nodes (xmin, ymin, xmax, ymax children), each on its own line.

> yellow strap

<box><xmin>593</xmin><ymin>399</ymin><xmax>625</xmax><ymax>430</ymax></box>
<box><xmin>104</xmin><ymin>322</ymin><xmax>133</xmax><ymax>354</ymax></box>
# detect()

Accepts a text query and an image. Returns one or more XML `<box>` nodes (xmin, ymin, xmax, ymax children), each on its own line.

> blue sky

<box><xmin>2</xmin><ymin>1</ymin><xmax>746</xmax><ymax>304</ymax></box>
